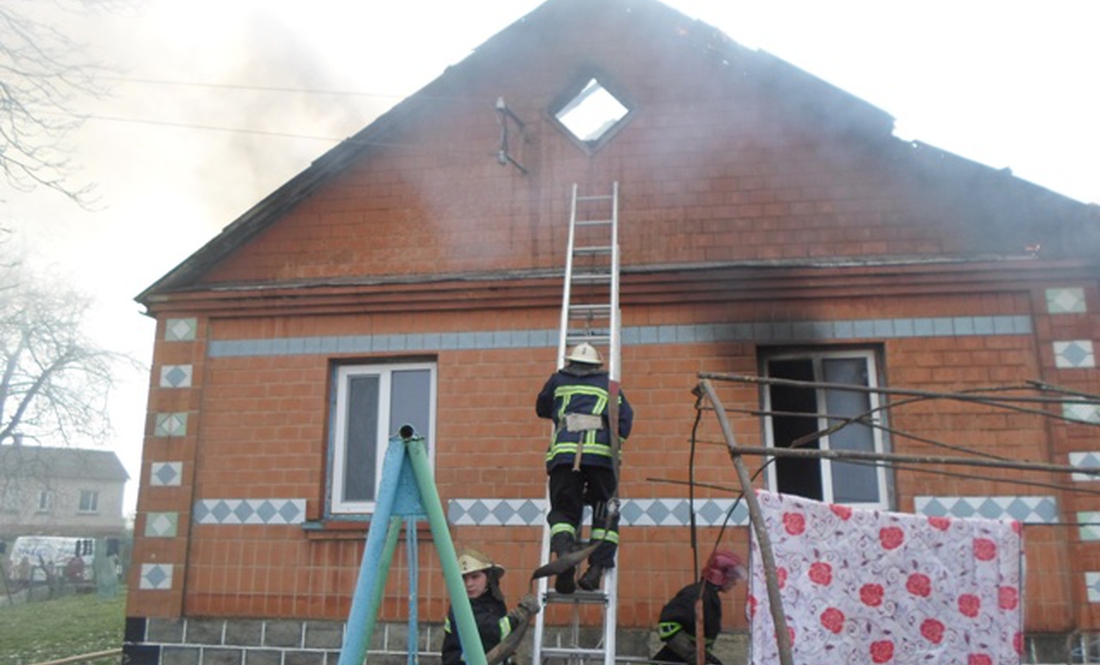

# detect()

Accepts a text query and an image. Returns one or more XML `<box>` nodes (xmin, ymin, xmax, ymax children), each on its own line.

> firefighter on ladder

<box><xmin>536</xmin><ymin>342</ymin><xmax>634</xmax><ymax>593</ymax></box>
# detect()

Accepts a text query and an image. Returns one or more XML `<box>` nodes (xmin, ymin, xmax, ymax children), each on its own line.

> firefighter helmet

<box><xmin>457</xmin><ymin>547</ymin><xmax>505</xmax><ymax>577</ymax></box>
<box><xmin>703</xmin><ymin>549</ymin><xmax>746</xmax><ymax>588</ymax></box>
<box><xmin>566</xmin><ymin>342</ymin><xmax>603</xmax><ymax>365</ymax></box>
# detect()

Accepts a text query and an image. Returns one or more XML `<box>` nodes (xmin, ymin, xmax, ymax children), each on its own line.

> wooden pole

<box><xmin>29</xmin><ymin>649</ymin><xmax>122</xmax><ymax>665</ymax></box>
<box><xmin>687</xmin><ymin>443</ymin><xmax>1100</xmax><ymax>477</ymax></box>
<box><xmin>698</xmin><ymin>379</ymin><xmax>794</xmax><ymax>665</ymax></box>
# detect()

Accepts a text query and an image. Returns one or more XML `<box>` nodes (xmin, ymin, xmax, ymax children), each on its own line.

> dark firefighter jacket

<box><xmin>536</xmin><ymin>364</ymin><xmax>633</xmax><ymax>471</ymax></box>
<box><xmin>652</xmin><ymin>581</ymin><xmax>724</xmax><ymax>664</ymax></box>
<box><xmin>442</xmin><ymin>592</ymin><xmax>520</xmax><ymax>665</ymax></box>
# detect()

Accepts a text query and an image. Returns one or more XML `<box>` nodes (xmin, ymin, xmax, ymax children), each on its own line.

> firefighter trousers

<box><xmin>547</xmin><ymin>464</ymin><xmax>619</xmax><ymax>568</ymax></box>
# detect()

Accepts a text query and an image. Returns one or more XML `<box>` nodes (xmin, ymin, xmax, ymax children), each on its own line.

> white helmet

<box><xmin>456</xmin><ymin>547</ymin><xmax>505</xmax><ymax>577</ymax></box>
<box><xmin>566</xmin><ymin>342</ymin><xmax>603</xmax><ymax>365</ymax></box>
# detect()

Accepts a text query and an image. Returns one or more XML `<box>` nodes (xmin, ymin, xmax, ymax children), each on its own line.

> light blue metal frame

<box><xmin>337</xmin><ymin>426</ymin><xmax>487</xmax><ymax>665</ymax></box>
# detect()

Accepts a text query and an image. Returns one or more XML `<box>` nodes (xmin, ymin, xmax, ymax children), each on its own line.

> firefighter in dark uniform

<box><xmin>442</xmin><ymin>547</ymin><xmax>540</xmax><ymax>665</ymax></box>
<box><xmin>652</xmin><ymin>550</ymin><xmax>746</xmax><ymax>665</ymax></box>
<box><xmin>536</xmin><ymin>342</ymin><xmax>634</xmax><ymax>594</ymax></box>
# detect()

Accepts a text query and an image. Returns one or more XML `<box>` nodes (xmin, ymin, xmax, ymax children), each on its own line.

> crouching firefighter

<box><xmin>536</xmin><ymin>342</ymin><xmax>634</xmax><ymax>594</ymax></box>
<box><xmin>652</xmin><ymin>549</ymin><xmax>746</xmax><ymax>665</ymax></box>
<box><xmin>442</xmin><ymin>547</ymin><xmax>540</xmax><ymax>665</ymax></box>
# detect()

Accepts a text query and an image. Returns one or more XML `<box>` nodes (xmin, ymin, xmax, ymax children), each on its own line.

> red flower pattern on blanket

<box><xmin>748</xmin><ymin>491</ymin><xmax>1024</xmax><ymax>665</ymax></box>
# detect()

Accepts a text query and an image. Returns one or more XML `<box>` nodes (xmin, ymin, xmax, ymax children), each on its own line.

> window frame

<box><xmin>548</xmin><ymin>69</ymin><xmax>635</xmax><ymax>154</ymax></box>
<box><xmin>760</xmin><ymin>347</ymin><xmax>891</xmax><ymax>510</ymax></box>
<box><xmin>328</xmin><ymin>360</ymin><xmax>437</xmax><ymax>516</ymax></box>
<box><xmin>78</xmin><ymin>489</ymin><xmax>99</xmax><ymax>514</ymax></box>
<box><xmin>37</xmin><ymin>490</ymin><xmax>53</xmax><ymax>513</ymax></box>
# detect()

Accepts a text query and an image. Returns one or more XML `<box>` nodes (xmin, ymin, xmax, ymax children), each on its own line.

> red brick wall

<box><xmin>130</xmin><ymin>283</ymin><xmax>1088</xmax><ymax>633</ymax></box>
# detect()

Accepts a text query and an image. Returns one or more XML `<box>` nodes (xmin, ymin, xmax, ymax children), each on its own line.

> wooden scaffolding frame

<box><xmin>689</xmin><ymin>372</ymin><xmax>1100</xmax><ymax>665</ymax></box>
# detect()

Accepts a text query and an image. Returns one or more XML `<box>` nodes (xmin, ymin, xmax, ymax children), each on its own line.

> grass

<box><xmin>0</xmin><ymin>588</ymin><xmax>126</xmax><ymax>665</ymax></box>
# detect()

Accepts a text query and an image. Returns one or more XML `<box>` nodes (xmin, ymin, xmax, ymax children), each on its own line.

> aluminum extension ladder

<box><xmin>532</xmin><ymin>182</ymin><xmax>621</xmax><ymax>665</ymax></box>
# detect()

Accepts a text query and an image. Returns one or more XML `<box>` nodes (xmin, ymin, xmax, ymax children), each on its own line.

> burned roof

<box><xmin>135</xmin><ymin>0</ymin><xmax>1095</xmax><ymax>304</ymax></box>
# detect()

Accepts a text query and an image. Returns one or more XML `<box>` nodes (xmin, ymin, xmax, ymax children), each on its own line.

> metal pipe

<box><xmin>407</xmin><ymin>515</ymin><xmax>420</xmax><ymax>665</ymax></box>
<box><xmin>337</xmin><ymin>435</ymin><xmax>409</xmax><ymax>665</ymax></box>
<box><xmin>402</xmin><ymin>425</ymin><xmax>489</xmax><ymax>665</ymax></box>
<box><xmin>364</xmin><ymin>517</ymin><xmax>402</xmax><ymax>663</ymax></box>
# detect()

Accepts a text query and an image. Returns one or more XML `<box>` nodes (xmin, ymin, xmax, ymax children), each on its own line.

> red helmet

<box><xmin>704</xmin><ymin>549</ymin><xmax>746</xmax><ymax>588</ymax></box>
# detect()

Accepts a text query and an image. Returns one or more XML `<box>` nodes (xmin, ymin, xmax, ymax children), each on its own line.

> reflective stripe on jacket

<box><xmin>657</xmin><ymin>581</ymin><xmax>722</xmax><ymax>646</ymax></box>
<box><xmin>536</xmin><ymin>366</ymin><xmax>633</xmax><ymax>471</ymax></box>
<box><xmin>442</xmin><ymin>592</ymin><xmax>517</xmax><ymax>665</ymax></box>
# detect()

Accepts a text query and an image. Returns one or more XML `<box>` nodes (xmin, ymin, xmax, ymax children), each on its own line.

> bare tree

<box><xmin>0</xmin><ymin>0</ymin><xmax>118</xmax><ymax>205</ymax></box>
<box><xmin>0</xmin><ymin>258</ymin><xmax>124</xmax><ymax>448</ymax></box>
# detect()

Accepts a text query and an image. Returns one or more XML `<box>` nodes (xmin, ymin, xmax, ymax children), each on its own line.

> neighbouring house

<box><xmin>124</xmin><ymin>0</ymin><xmax>1100</xmax><ymax>663</ymax></box>
<box><xmin>0</xmin><ymin>443</ymin><xmax>129</xmax><ymax>542</ymax></box>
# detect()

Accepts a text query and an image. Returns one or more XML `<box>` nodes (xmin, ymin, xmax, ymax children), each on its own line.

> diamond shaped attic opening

<box><xmin>551</xmin><ymin>76</ymin><xmax>631</xmax><ymax>153</ymax></box>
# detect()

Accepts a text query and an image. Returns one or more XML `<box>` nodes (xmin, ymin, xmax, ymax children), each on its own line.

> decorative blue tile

<box><xmin>850</xmin><ymin>320</ymin><xmax>873</xmax><ymax>338</ymax></box>
<box><xmin>972</xmin><ymin>317</ymin><xmax>994</xmax><ymax>334</ymax></box>
<box><xmin>1054</xmin><ymin>340</ymin><xmax>1095</xmax><ymax>368</ymax></box>
<box><xmin>1079</xmin><ymin>512</ymin><xmax>1100</xmax><ymax>542</ymax></box>
<box><xmin>207</xmin><ymin>314</ymin><xmax>1037</xmax><ymax>358</ymax></box>
<box><xmin>140</xmin><ymin>563</ymin><xmax>173</xmax><ymax>590</ymax></box>
<box><xmin>447</xmin><ymin>498</ymin><xmax>749</xmax><ymax>527</ymax></box>
<box><xmin>145</xmin><ymin>512</ymin><xmax>178</xmax><ymax>538</ymax></box>
<box><xmin>165</xmin><ymin>318</ymin><xmax>196</xmax><ymax>342</ymax></box>
<box><xmin>1069</xmin><ymin>452</ymin><xmax>1100</xmax><ymax>482</ymax></box>
<box><xmin>791</xmin><ymin>322</ymin><xmax>814</xmax><ymax>340</ymax></box>
<box><xmin>154</xmin><ymin>413</ymin><xmax>187</xmax><ymax>437</ymax></box>
<box><xmin>150</xmin><ymin>462</ymin><xmax>182</xmax><ymax>486</ymax></box>
<box><xmin>872</xmin><ymin>319</ymin><xmax>895</xmax><ymax>337</ymax></box>
<box><xmin>159</xmin><ymin>365</ymin><xmax>192</xmax><ymax>388</ymax></box>
<box><xmin>833</xmin><ymin>321</ymin><xmax>855</xmax><ymax>338</ymax></box>
<box><xmin>1064</xmin><ymin>403</ymin><xmax>1100</xmax><ymax>424</ymax></box>
<box><xmin>731</xmin><ymin>323</ymin><xmax>755</xmax><ymax>340</ymax></box>
<box><xmin>193</xmin><ymin>499</ymin><xmax>307</xmax><ymax>525</ymax></box>
<box><xmin>953</xmin><ymin>317</ymin><xmax>974</xmax><ymax>335</ymax></box>
<box><xmin>933</xmin><ymin>318</ymin><xmax>954</xmax><ymax>335</ymax></box>
<box><xmin>1087</xmin><ymin>572</ymin><xmax>1100</xmax><ymax>603</ymax></box>
<box><xmin>1047</xmin><ymin>287</ymin><xmax>1087</xmax><ymax>314</ymax></box>
<box><xmin>914</xmin><ymin>495</ymin><xmax>1057</xmax><ymax>524</ymax></box>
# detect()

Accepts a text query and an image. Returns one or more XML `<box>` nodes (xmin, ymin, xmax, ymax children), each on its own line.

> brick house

<box><xmin>125</xmin><ymin>0</ymin><xmax>1100</xmax><ymax>663</ymax></box>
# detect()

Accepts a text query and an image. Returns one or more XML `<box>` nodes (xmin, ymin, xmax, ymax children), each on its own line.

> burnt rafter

<box><xmin>140</xmin><ymin>254</ymin><xmax>1097</xmax><ymax>319</ymax></box>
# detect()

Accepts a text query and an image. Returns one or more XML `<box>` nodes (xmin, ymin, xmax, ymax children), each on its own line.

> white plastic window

<box><xmin>761</xmin><ymin>349</ymin><xmax>889</xmax><ymax>509</ymax></box>
<box><xmin>329</xmin><ymin>362</ymin><xmax>436</xmax><ymax>515</ymax></box>
<box><xmin>78</xmin><ymin>490</ymin><xmax>99</xmax><ymax>513</ymax></box>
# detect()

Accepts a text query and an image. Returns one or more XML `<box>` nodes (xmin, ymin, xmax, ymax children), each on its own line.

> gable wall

<box><xmin>196</xmin><ymin>5</ymin><xmax>1034</xmax><ymax>290</ymax></box>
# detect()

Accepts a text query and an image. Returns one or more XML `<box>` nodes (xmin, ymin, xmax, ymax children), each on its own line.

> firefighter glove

<box><xmin>516</xmin><ymin>593</ymin><xmax>541</xmax><ymax>618</ymax></box>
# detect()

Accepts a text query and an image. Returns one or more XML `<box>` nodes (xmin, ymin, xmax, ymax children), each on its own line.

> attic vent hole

<box><xmin>553</xmin><ymin>78</ymin><xmax>630</xmax><ymax>146</ymax></box>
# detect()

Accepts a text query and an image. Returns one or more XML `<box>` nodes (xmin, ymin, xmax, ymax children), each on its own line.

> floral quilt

<box><xmin>748</xmin><ymin>491</ymin><xmax>1023</xmax><ymax>665</ymax></box>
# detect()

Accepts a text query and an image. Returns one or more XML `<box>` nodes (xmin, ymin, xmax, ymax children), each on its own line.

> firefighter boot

<box><xmin>550</xmin><ymin>532</ymin><xmax>577</xmax><ymax>594</ymax></box>
<box><xmin>577</xmin><ymin>564</ymin><xmax>605</xmax><ymax>591</ymax></box>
